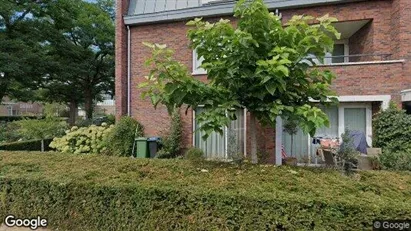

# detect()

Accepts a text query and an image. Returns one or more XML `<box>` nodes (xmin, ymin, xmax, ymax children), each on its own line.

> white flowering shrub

<box><xmin>50</xmin><ymin>123</ymin><xmax>114</xmax><ymax>154</ymax></box>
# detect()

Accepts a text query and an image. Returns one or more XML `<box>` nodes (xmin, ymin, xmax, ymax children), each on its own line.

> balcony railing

<box><xmin>323</xmin><ymin>53</ymin><xmax>393</xmax><ymax>64</ymax></box>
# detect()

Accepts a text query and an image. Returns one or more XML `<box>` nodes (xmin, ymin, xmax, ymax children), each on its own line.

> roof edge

<box><xmin>124</xmin><ymin>0</ymin><xmax>366</xmax><ymax>26</ymax></box>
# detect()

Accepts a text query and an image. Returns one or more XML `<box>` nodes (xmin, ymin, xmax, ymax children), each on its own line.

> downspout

<box><xmin>127</xmin><ymin>25</ymin><xmax>131</xmax><ymax>116</ymax></box>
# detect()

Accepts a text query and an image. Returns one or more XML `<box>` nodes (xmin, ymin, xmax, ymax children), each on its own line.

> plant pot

<box><xmin>283</xmin><ymin>157</ymin><xmax>298</xmax><ymax>166</ymax></box>
<box><xmin>357</xmin><ymin>155</ymin><xmax>373</xmax><ymax>170</ymax></box>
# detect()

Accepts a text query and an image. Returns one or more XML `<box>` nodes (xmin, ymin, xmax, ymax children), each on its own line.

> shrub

<box><xmin>75</xmin><ymin>118</ymin><xmax>94</xmax><ymax>127</ymax></box>
<box><xmin>14</xmin><ymin>118</ymin><xmax>68</xmax><ymax>151</ymax></box>
<box><xmin>373</xmin><ymin>102</ymin><xmax>411</xmax><ymax>153</ymax></box>
<box><xmin>0</xmin><ymin>139</ymin><xmax>54</xmax><ymax>151</ymax></box>
<box><xmin>227</xmin><ymin>130</ymin><xmax>244</xmax><ymax>166</ymax></box>
<box><xmin>0</xmin><ymin>122</ymin><xmax>21</xmax><ymax>143</ymax></box>
<box><xmin>0</xmin><ymin>152</ymin><xmax>410</xmax><ymax>230</ymax></box>
<box><xmin>0</xmin><ymin>116</ymin><xmax>41</xmax><ymax>122</ymax></box>
<box><xmin>106</xmin><ymin>114</ymin><xmax>115</xmax><ymax>125</ymax></box>
<box><xmin>379</xmin><ymin>151</ymin><xmax>411</xmax><ymax>171</ymax></box>
<box><xmin>337</xmin><ymin>129</ymin><xmax>360</xmax><ymax>174</ymax></box>
<box><xmin>50</xmin><ymin>124</ymin><xmax>113</xmax><ymax>154</ymax></box>
<box><xmin>156</xmin><ymin>108</ymin><xmax>182</xmax><ymax>158</ymax></box>
<box><xmin>184</xmin><ymin>147</ymin><xmax>204</xmax><ymax>161</ymax></box>
<box><xmin>105</xmin><ymin>116</ymin><xmax>144</xmax><ymax>156</ymax></box>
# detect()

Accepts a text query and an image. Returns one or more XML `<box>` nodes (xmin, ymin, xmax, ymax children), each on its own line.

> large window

<box><xmin>282</xmin><ymin>103</ymin><xmax>371</xmax><ymax>164</ymax></box>
<box><xmin>194</xmin><ymin>108</ymin><xmax>246</xmax><ymax>159</ymax></box>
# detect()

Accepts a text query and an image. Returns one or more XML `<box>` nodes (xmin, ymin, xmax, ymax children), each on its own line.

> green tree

<box><xmin>140</xmin><ymin>0</ymin><xmax>339</xmax><ymax>163</ymax></box>
<box><xmin>39</xmin><ymin>0</ymin><xmax>114</xmax><ymax>123</ymax></box>
<box><xmin>0</xmin><ymin>0</ymin><xmax>51</xmax><ymax>101</ymax></box>
<box><xmin>15</xmin><ymin>118</ymin><xmax>68</xmax><ymax>152</ymax></box>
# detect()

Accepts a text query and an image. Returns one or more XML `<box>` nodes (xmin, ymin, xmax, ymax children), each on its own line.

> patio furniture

<box><xmin>322</xmin><ymin>148</ymin><xmax>339</xmax><ymax>167</ymax></box>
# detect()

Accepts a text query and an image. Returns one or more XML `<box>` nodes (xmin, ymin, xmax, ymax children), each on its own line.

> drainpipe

<box><xmin>127</xmin><ymin>25</ymin><xmax>131</xmax><ymax>116</ymax></box>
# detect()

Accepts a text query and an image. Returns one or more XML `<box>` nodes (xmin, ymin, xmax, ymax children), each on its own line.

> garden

<box><xmin>0</xmin><ymin>103</ymin><xmax>411</xmax><ymax>230</ymax></box>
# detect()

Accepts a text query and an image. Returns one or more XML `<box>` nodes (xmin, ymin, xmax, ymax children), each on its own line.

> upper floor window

<box><xmin>193</xmin><ymin>49</ymin><xmax>206</xmax><ymax>75</ymax></box>
<box><xmin>324</xmin><ymin>40</ymin><xmax>349</xmax><ymax>64</ymax></box>
<box><xmin>303</xmin><ymin>40</ymin><xmax>349</xmax><ymax>66</ymax></box>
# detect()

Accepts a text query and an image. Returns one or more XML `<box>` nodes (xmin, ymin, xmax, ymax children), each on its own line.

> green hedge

<box><xmin>0</xmin><ymin>152</ymin><xmax>410</xmax><ymax>230</ymax></box>
<box><xmin>0</xmin><ymin>116</ymin><xmax>43</xmax><ymax>122</ymax></box>
<box><xmin>0</xmin><ymin>139</ymin><xmax>53</xmax><ymax>151</ymax></box>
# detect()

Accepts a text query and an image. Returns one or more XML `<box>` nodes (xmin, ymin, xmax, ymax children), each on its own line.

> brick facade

<box><xmin>116</xmin><ymin>0</ymin><xmax>411</xmax><ymax>163</ymax></box>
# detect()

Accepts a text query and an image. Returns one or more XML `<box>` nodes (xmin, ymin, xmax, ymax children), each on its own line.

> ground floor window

<box><xmin>194</xmin><ymin>108</ymin><xmax>246</xmax><ymax>159</ymax></box>
<box><xmin>282</xmin><ymin>103</ymin><xmax>372</xmax><ymax>164</ymax></box>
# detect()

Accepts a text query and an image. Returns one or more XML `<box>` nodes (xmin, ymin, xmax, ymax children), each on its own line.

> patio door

<box><xmin>282</xmin><ymin>106</ymin><xmax>338</xmax><ymax>163</ymax></box>
<box><xmin>194</xmin><ymin>108</ymin><xmax>246</xmax><ymax>159</ymax></box>
<box><xmin>282</xmin><ymin>103</ymin><xmax>372</xmax><ymax>163</ymax></box>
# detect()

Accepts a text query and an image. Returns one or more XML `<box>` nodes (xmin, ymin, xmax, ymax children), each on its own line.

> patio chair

<box><xmin>323</xmin><ymin>149</ymin><xmax>337</xmax><ymax>167</ymax></box>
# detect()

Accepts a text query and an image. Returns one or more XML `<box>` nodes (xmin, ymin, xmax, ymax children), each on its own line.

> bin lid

<box><xmin>147</xmin><ymin>137</ymin><xmax>161</xmax><ymax>141</ymax></box>
<box><xmin>135</xmin><ymin>137</ymin><xmax>147</xmax><ymax>141</ymax></box>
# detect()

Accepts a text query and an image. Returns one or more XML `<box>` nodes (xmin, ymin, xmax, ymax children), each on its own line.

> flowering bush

<box><xmin>50</xmin><ymin>123</ymin><xmax>113</xmax><ymax>154</ymax></box>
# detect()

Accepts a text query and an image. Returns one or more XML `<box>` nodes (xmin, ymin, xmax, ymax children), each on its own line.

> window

<box><xmin>324</xmin><ymin>40</ymin><xmax>349</xmax><ymax>64</ymax></box>
<box><xmin>302</xmin><ymin>40</ymin><xmax>349</xmax><ymax>66</ymax></box>
<box><xmin>282</xmin><ymin>103</ymin><xmax>372</xmax><ymax>164</ymax></box>
<box><xmin>194</xmin><ymin>108</ymin><xmax>246</xmax><ymax>159</ymax></box>
<box><xmin>192</xmin><ymin>50</ymin><xmax>206</xmax><ymax>75</ymax></box>
<box><xmin>6</xmin><ymin>105</ymin><xmax>17</xmax><ymax>116</ymax></box>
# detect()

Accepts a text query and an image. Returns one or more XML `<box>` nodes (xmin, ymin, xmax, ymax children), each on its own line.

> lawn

<box><xmin>0</xmin><ymin>151</ymin><xmax>410</xmax><ymax>230</ymax></box>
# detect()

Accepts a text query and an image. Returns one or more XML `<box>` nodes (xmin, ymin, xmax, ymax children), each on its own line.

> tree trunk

<box><xmin>68</xmin><ymin>100</ymin><xmax>78</xmax><ymax>126</ymax></box>
<box><xmin>250</xmin><ymin>113</ymin><xmax>258</xmax><ymax>164</ymax></box>
<box><xmin>290</xmin><ymin>135</ymin><xmax>294</xmax><ymax>157</ymax></box>
<box><xmin>0</xmin><ymin>76</ymin><xmax>9</xmax><ymax>101</ymax></box>
<box><xmin>41</xmin><ymin>139</ymin><xmax>45</xmax><ymax>152</ymax></box>
<box><xmin>84</xmin><ymin>89</ymin><xmax>93</xmax><ymax>120</ymax></box>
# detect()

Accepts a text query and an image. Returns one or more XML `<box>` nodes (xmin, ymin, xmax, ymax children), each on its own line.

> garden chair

<box><xmin>323</xmin><ymin>149</ymin><xmax>337</xmax><ymax>167</ymax></box>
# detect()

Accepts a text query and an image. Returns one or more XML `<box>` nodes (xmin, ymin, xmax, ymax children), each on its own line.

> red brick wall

<box><xmin>129</xmin><ymin>22</ymin><xmax>194</xmax><ymax>149</ymax></box>
<box><xmin>116</xmin><ymin>0</ymin><xmax>411</xmax><ymax>159</ymax></box>
<box><xmin>115</xmin><ymin>0</ymin><xmax>129</xmax><ymax>119</ymax></box>
<box><xmin>324</xmin><ymin>62</ymin><xmax>407</xmax><ymax>102</ymax></box>
<box><xmin>349</xmin><ymin>21</ymin><xmax>373</xmax><ymax>62</ymax></box>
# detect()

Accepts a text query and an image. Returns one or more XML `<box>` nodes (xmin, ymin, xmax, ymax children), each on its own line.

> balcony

<box><xmin>322</xmin><ymin>53</ymin><xmax>395</xmax><ymax>65</ymax></box>
<box><xmin>316</xmin><ymin>53</ymin><xmax>405</xmax><ymax>97</ymax></box>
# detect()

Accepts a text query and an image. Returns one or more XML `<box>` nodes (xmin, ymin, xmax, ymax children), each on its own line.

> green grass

<box><xmin>0</xmin><ymin>151</ymin><xmax>410</xmax><ymax>230</ymax></box>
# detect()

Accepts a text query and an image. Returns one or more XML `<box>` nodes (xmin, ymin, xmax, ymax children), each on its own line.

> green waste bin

<box><xmin>135</xmin><ymin>137</ymin><xmax>148</xmax><ymax>158</ymax></box>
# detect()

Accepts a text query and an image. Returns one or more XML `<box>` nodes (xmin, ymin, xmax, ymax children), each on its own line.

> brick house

<box><xmin>116</xmin><ymin>0</ymin><xmax>411</xmax><ymax>164</ymax></box>
<box><xmin>0</xmin><ymin>97</ymin><xmax>43</xmax><ymax>116</ymax></box>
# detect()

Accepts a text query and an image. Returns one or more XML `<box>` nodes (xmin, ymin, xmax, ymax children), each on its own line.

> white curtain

<box><xmin>195</xmin><ymin>108</ymin><xmax>245</xmax><ymax>159</ymax></box>
<box><xmin>344</xmin><ymin>108</ymin><xmax>366</xmax><ymax>134</ymax></box>
<box><xmin>283</xmin><ymin>106</ymin><xmax>339</xmax><ymax>163</ymax></box>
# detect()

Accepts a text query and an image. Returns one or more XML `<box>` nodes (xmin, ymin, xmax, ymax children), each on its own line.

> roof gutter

<box><xmin>124</xmin><ymin>0</ymin><xmax>366</xmax><ymax>26</ymax></box>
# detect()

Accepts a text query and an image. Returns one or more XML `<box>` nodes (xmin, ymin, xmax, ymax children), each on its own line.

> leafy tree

<box><xmin>39</xmin><ymin>0</ymin><xmax>115</xmax><ymax>123</ymax></box>
<box><xmin>15</xmin><ymin>118</ymin><xmax>68</xmax><ymax>152</ymax></box>
<box><xmin>140</xmin><ymin>0</ymin><xmax>339</xmax><ymax>163</ymax></box>
<box><xmin>104</xmin><ymin>116</ymin><xmax>144</xmax><ymax>156</ymax></box>
<box><xmin>156</xmin><ymin>107</ymin><xmax>183</xmax><ymax>158</ymax></box>
<box><xmin>0</xmin><ymin>0</ymin><xmax>51</xmax><ymax>101</ymax></box>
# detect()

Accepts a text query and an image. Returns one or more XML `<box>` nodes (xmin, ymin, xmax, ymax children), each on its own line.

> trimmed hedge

<box><xmin>0</xmin><ymin>152</ymin><xmax>410</xmax><ymax>230</ymax></box>
<box><xmin>0</xmin><ymin>139</ymin><xmax>53</xmax><ymax>151</ymax></box>
<box><xmin>0</xmin><ymin>116</ymin><xmax>43</xmax><ymax>122</ymax></box>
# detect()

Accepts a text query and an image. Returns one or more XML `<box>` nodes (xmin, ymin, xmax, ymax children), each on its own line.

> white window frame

<box><xmin>276</xmin><ymin>95</ymin><xmax>390</xmax><ymax>165</ymax></box>
<box><xmin>324</xmin><ymin>39</ymin><xmax>349</xmax><ymax>64</ymax></box>
<box><xmin>192</xmin><ymin>107</ymin><xmax>247</xmax><ymax>159</ymax></box>
<box><xmin>192</xmin><ymin>50</ymin><xmax>207</xmax><ymax>75</ymax></box>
